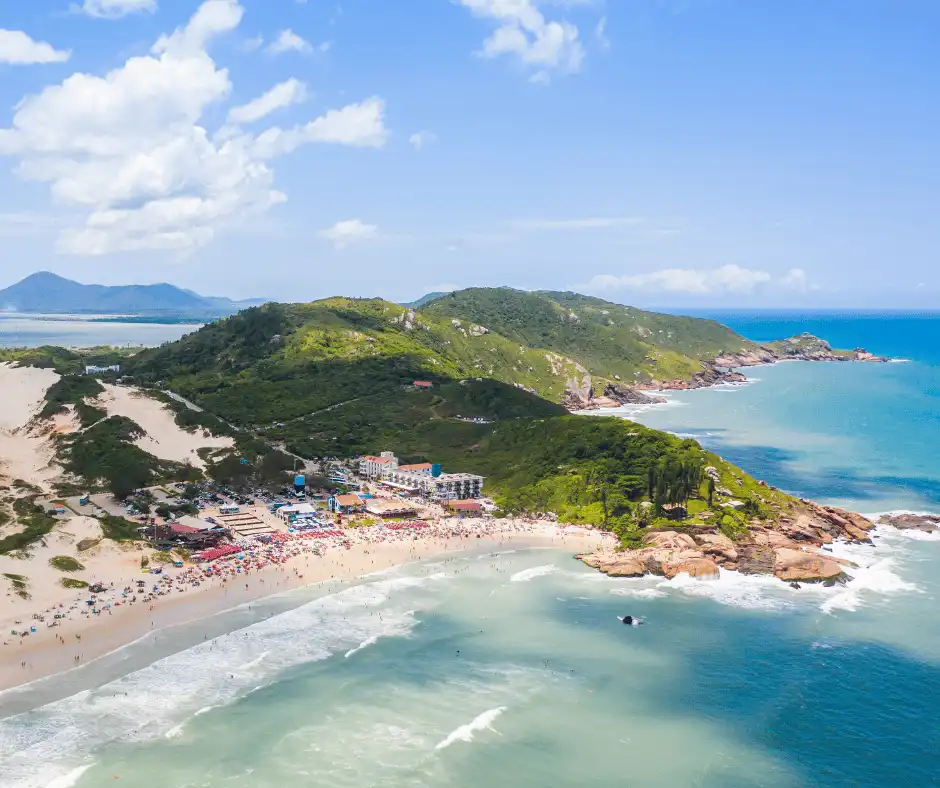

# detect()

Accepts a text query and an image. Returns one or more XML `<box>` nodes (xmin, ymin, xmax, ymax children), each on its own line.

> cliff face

<box><xmin>576</xmin><ymin>501</ymin><xmax>878</xmax><ymax>583</ymax></box>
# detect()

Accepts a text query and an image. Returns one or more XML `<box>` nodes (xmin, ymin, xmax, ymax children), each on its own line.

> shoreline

<box><xmin>0</xmin><ymin>520</ymin><xmax>613</xmax><ymax>695</ymax></box>
<box><xmin>569</xmin><ymin>351</ymin><xmax>893</xmax><ymax>413</ymax></box>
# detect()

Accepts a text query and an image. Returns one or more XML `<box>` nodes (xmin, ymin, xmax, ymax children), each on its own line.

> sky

<box><xmin>0</xmin><ymin>0</ymin><xmax>937</xmax><ymax>308</ymax></box>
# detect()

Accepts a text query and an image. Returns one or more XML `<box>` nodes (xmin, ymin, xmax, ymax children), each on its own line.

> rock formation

<box><xmin>876</xmin><ymin>513</ymin><xmax>940</xmax><ymax>533</ymax></box>
<box><xmin>576</xmin><ymin>502</ymin><xmax>875</xmax><ymax>584</ymax></box>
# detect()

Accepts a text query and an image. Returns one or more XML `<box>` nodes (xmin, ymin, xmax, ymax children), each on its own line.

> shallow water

<box><xmin>0</xmin><ymin>314</ymin><xmax>201</xmax><ymax>348</ymax></box>
<box><xmin>1</xmin><ymin>541</ymin><xmax>937</xmax><ymax>788</ymax></box>
<box><xmin>2</xmin><ymin>312</ymin><xmax>940</xmax><ymax>787</ymax></box>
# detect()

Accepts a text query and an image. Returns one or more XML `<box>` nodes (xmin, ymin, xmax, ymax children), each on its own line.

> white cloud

<box><xmin>584</xmin><ymin>265</ymin><xmax>775</xmax><ymax>295</ymax></box>
<box><xmin>79</xmin><ymin>0</ymin><xmax>157</xmax><ymax>19</ymax></box>
<box><xmin>594</xmin><ymin>15</ymin><xmax>609</xmax><ymax>49</ymax></box>
<box><xmin>228</xmin><ymin>78</ymin><xmax>307</xmax><ymax>125</ymax></box>
<box><xmin>0</xmin><ymin>0</ymin><xmax>388</xmax><ymax>256</ymax></box>
<box><xmin>512</xmin><ymin>216</ymin><xmax>646</xmax><ymax>231</ymax></box>
<box><xmin>780</xmin><ymin>267</ymin><xmax>809</xmax><ymax>291</ymax></box>
<box><xmin>0</xmin><ymin>30</ymin><xmax>70</xmax><ymax>65</ymax></box>
<box><xmin>267</xmin><ymin>29</ymin><xmax>312</xmax><ymax>55</ymax></box>
<box><xmin>409</xmin><ymin>130</ymin><xmax>437</xmax><ymax>150</ymax></box>
<box><xmin>251</xmin><ymin>97</ymin><xmax>388</xmax><ymax>158</ymax></box>
<box><xmin>455</xmin><ymin>0</ymin><xmax>584</xmax><ymax>82</ymax></box>
<box><xmin>318</xmin><ymin>219</ymin><xmax>378</xmax><ymax>249</ymax></box>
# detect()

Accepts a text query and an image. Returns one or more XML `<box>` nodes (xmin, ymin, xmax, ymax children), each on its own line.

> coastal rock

<box><xmin>578</xmin><ymin>552</ymin><xmax>647</xmax><ymax>577</ymax></box>
<box><xmin>694</xmin><ymin>533</ymin><xmax>738</xmax><ymax>562</ymax></box>
<box><xmin>645</xmin><ymin>531</ymin><xmax>697</xmax><ymax>551</ymax></box>
<box><xmin>670</xmin><ymin>557</ymin><xmax>720</xmax><ymax>579</ymax></box>
<box><xmin>876</xmin><ymin>513</ymin><xmax>940</xmax><ymax>533</ymax></box>
<box><xmin>602</xmin><ymin>384</ymin><xmax>667</xmax><ymax>406</ymax></box>
<box><xmin>773</xmin><ymin>548</ymin><xmax>846</xmax><ymax>583</ymax></box>
<box><xmin>637</xmin><ymin>362</ymin><xmax>748</xmax><ymax>392</ymax></box>
<box><xmin>716</xmin><ymin>334</ymin><xmax>888</xmax><ymax>369</ymax></box>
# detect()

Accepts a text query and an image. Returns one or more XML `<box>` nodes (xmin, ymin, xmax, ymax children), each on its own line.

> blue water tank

<box><xmin>294</xmin><ymin>474</ymin><xmax>306</xmax><ymax>489</ymax></box>
<box><xmin>431</xmin><ymin>464</ymin><xmax>442</xmax><ymax>478</ymax></box>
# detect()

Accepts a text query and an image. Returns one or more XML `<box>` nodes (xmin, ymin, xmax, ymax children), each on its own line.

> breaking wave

<box><xmin>510</xmin><ymin>565</ymin><xmax>559</xmax><ymax>583</ymax></box>
<box><xmin>435</xmin><ymin>707</ymin><xmax>507</xmax><ymax>750</ymax></box>
<box><xmin>0</xmin><ymin>573</ymin><xmax>443</xmax><ymax>788</ymax></box>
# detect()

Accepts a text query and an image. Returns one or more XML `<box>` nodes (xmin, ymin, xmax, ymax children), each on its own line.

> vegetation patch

<box><xmin>76</xmin><ymin>538</ymin><xmax>102</xmax><ymax>552</ymax></box>
<box><xmin>61</xmin><ymin>578</ymin><xmax>89</xmax><ymax>589</ymax></box>
<box><xmin>100</xmin><ymin>515</ymin><xmax>143</xmax><ymax>542</ymax></box>
<box><xmin>58</xmin><ymin>415</ymin><xmax>201</xmax><ymax>499</ymax></box>
<box><xmin>0</xmin><ymin>497</ymin><xmax>59</xmax><ymax>555</ymax></box>
<box><xmin>3</xmin><ymin>572</ymin><xmax>30</xmax><ymax>599</ymax></box>
<box><xmin>38</xmin><ymin>375</ymin><xmax>105</xmax><ymax>426</ymax></box>
<box><xmin>49</xmin><ymin>555</ymin><xmax>85</xmax><ymax>572</ymax></box>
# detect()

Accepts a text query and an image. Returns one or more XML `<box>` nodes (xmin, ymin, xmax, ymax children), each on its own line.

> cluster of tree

<box><xmin>38</xmin><ymin>375</ymin><xmax>106</xmax><ymax>427</ymax></box>
<box><xmin>58</xmin><ymin>416</ymin><xmax>200</xmax><ymax>500</ymax></box>
<box><xmin>647</xmin><ymin>458</ymin><xmax>705</xmax><ymax>513</ymax></box>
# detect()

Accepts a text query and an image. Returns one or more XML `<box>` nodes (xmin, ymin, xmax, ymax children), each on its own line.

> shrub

<box><xmin>49</xmin><ymin>555</ymin><xmax>85</xmax><ymax>572</ymax></box>
<box><xmin>61</xmin><ymin>578</ymin><xmax>89</xmax><ymax>589</ymax></box>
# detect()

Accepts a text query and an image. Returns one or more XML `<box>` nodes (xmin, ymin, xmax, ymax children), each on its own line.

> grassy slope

<box><xmin>120</xmin><ymin>296</ymin><xmax>800</xmax><ymax>545</ymax></box>
<box><xmin>423</xmin><ymin>288</ymin><xmax>755</xmax><ymax>384</ymax></box>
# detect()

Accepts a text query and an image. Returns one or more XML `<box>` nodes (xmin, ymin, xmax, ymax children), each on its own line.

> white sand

<box><xmin>0</xmin><ymin>364</ymin><xmax>62</xmax><ymax>489</ymax></box>
<box><xmin>98</xmin><ymin>384</ymin><xmax>233</xmax><ymax>468</ymax></box>
<box><xmin>0</xmin><ymin>516</ymin><xmax>143</xmax><ymax>634</ymax></box>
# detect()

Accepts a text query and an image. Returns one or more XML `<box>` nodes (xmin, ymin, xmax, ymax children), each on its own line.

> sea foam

<box><xmin>0</xmin><ymin>573</ymin><xmax>443</xmax><ymax>788</ymax></box>
<box><xmin>435</xmin><ymin>707</ymin><xmax>507</xmax><ymax>750</ymax></box>
<box><xmin>509</xmin><ymin>565</ymin><xmax>558</xmax><ymax>583</ymax></box>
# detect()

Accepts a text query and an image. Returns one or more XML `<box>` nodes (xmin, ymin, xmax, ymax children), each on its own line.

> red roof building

<box><xmin>412</xmin><ymin>380</ymin><xmax>434</xmax><ymax>389</ymax></box>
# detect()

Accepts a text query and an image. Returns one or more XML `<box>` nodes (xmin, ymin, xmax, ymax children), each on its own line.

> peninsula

<box><xmin>0</xmin><ymin>287</ymin><xmax>899</xmax><ymax>687</ymax></box>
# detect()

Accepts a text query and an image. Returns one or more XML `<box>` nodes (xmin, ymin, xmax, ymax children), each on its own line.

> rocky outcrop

<box><xmin>636</xmin><ymin>362</ymin><xmax>748</xmax><ymax>392</ymax></box>
<box><xmin>574</xmin><ymin>383</ymin><xmax>669</xmax><ymax>410</ymax></box>
<box><xmin>773</xmin><ymin>548</ymin><xmax>846</xmax><ymax>583</ymax></box>
<box><xmin>576</xmin><ymin>503</ymin><xmax>871</xmax><ymax>584</ymax></box>
<box><xmin>876</xmin><ymin>513</ymin><xmax>940</xmax><ymax>533</ymax></box>
<box><xmin>716</xmin><ymin>333</ymin><xmax>888</xmax><ymax>368</ymax></box>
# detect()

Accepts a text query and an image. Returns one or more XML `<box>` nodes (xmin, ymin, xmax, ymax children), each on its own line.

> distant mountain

<box><xmin>401</xmin><ymin>291</ymin><xmax>451</xmax><ymax>308</ymax></box>
<box><xmin>0</xmin><ymin>272</ymin><xmax>267</xmax><ymax>316</ymax></box>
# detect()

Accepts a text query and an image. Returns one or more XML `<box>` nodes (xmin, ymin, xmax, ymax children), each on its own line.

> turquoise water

<box><xmin>1</xmin><ymin>313</ymin><xmax>939</xmax><ymax>787</ymax></box>
<box><xmin>0</xmin><ymin>314</ymin><xmax>201</xmax><ymax>348</ymax></box>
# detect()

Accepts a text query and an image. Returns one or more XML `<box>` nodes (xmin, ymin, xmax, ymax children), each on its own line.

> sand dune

<box><xmin>0</xmin><ymin>515</ymin><xmax>143</xmax><ymax>633</ymax></box>
<box><xmin>98</xmin><ymin>384</ymin><xmax>233</xmax><ymax>468</ymax></box>
<box><xmin>0</xmin><ymin>364</ymin><xmax>62</xmax><ymax>490</ymax></box>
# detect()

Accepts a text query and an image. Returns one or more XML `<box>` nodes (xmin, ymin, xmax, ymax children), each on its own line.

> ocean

<box><xmin>1</xmin><ymin>312</ymin><xmax>939</xmax><ymax>788</ymax></box>
<box><xmin>0</xmin><ymin>314</ymin><xmax>201</xmax><ymax>348</ymax></box>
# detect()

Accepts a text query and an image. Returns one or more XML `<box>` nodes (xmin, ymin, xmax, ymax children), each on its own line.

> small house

<box><xmin>329</xmin><ymin>493</ymin><xmax>364</xmax><ymax>514</ymax></box>
<box><xmin>445</xmin><ymin>500</ymin><xmax>483</xmax><ymax>515</ymax></box>
<box><xmin>662</xmin><ymin>503</ymin><xmax>688</xmax><ymax>521</ymax></box>
<box><xmin>412</xmin><ymin>380</ymin><xmax>434</xmax><ymax>389</ymax></box>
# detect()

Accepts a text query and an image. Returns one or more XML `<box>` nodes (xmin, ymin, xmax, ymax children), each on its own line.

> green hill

<box><xmin>422</xmin><ymin>288</ymin><xmax>754</xmax><ymax>387</ymax></box>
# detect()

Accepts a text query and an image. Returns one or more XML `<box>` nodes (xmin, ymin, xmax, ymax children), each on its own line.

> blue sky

<box><xmin>0</xmin><ymin>0</ymin><xmax>937</xmax><ymax>308</ymax></box>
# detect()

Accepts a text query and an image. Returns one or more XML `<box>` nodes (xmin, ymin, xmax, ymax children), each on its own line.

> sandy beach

<box><xmin>0</xmin><ymin>364</ymin><xmax>614</xmax><ymax>694</ymax></box>
<box><xmin>0</xmin><ymin>517</ymin><xmax>611</xmax><ymax>692</ymax></box>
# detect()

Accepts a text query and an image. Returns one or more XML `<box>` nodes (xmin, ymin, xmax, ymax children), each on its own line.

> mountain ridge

<box><xmin>0</xmin><ymin>272</ymin><xmax>267</xmax><ymax>316</ymax></box>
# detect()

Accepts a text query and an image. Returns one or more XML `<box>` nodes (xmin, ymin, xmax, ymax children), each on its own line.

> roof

<box><xmin>362</xmin><ymin>456</ymin><xmax>393</xmax><ymax>464</ymax></box>
<box><xmin>399</xmin><ymin>463</ymin><xmax>433</xmax><ymax>472</ymax></box>
<box><xmin>412</xmin><ymin>380</ymin><xmax>434</xmax><ymax>387</ymax></box>
<box><xmin>446</xmin><ymin>500</ymin><xmax>482</xmax><ymax>511</ymax></box>
<box><xmin>365</xmin><ymin>499</ymin><xmax>418</xmax><ymax>513</ymax></box>
<box><xmin>168</xmin><ymin>523</ymin><xmax>202</xmax><ymax>534</ymax></box>
<box><xmin>334</xmin><ymin>494</ymin><xmax>363</xmax><ymax>506</ymax></box>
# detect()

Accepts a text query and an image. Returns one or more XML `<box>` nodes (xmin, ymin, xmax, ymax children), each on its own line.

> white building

<box><xmin>85</xmin><ymin>364</ymin><xmax>121</xmax><ymax>375</ymax></box>
<box><xmin>361</xmin><ymin>451</ymin><xmax>483</xmax><ymax>499</ymax></box>
<box><xmin>359</xmin><ymin>451</ymin><xmax>399</xmax><ymax>479</ymax></box>
<box><xmin>381</xmin><ymin>468</ymin><xmax>483</xmax><ymax>500</ymax></box>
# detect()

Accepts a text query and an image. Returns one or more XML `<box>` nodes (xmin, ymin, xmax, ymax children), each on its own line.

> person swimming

<box><xmin>618</xmin><ymin>615</ymin><xmax>641</xmax><ymax>626</ymax></box>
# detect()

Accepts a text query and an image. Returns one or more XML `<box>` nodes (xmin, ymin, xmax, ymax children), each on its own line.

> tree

<box><xmin>108</xmin><ymin>473</ymin><xmax>138</xmax><ymax>501</ymax></box>
<box><xmin>707</xmin><ymin>477</ymin><xmax>715</xmax><ymax>507</ymax></box>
